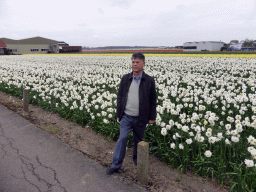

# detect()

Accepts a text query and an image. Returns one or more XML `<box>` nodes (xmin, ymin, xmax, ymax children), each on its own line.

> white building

<box><xmin>183</xmin><ymin>41</ymin><xmax>225</xmax><ymax>52</ymax></box>
<box><xmin>0</xmin><ymin>36</ymin><xmax>59</xmax><ymax>54</ymax></box>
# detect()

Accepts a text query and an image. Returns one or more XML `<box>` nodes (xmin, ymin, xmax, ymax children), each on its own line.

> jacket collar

<box><xmin>129</xmin><ymin>71</ymin><xmax>146</xmax><ymax>80</ymax></box>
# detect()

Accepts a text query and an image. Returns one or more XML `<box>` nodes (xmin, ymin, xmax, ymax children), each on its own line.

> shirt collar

<box><xmin>133</xmin><ymin>72</ymin><xmax>143</xmax><ymax>80</ymax></box>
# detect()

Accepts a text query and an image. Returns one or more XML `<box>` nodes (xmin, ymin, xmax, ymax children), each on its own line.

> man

<box><xmin>107</xmin><ymin>52</ymin><xmax>156</xmax><ymax>175</ymax></box>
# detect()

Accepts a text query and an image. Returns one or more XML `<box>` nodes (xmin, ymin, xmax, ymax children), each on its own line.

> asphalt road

<box><xmin>0</xmin><ymin>104</ymin><xmax>147</xmax><ymax>192</ymax></box>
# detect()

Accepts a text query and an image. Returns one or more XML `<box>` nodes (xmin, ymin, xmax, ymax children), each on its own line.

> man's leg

<box><xmin>111</xmin><ymin>114</ymin><xmax>133</xmax><ymax>170</ymax></box>
<box><xmin>132</xmin><ymin>121</ymin><xmax>147</xmax><ymax>165</ymax></box>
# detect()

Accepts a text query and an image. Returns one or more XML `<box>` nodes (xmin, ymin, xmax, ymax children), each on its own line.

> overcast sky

<box><xmin>0</xmin><ymin>0</ymin><xmax>255</xmax><ymax>47</ymax></box>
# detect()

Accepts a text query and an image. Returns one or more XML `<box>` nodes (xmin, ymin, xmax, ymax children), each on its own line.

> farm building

<box><xmin>183</xmin><ymin>41</ymin><xmax>225</xmax><ymax>52</ymax></box>
<box><xmin>58</xmin><ymin>41</ymin><xmax>82</xmax><ymax>53</ymax></box>
<box><xmin>59</xmin><ymin>46</ymin><xmax>82</xmax><ymax>53</ymax></box>
<box><xmin>0</xmin><ymin>39</ymin><xmax>7</xmax><ymax>55</ymax></box>
<box><xmin>58</xmin><ymin>41</ymin><xmax>69</xmax><ymax>49</ymax></box>
<box><xmin>241</xmin><ymin>47</ymin><xmax>255</xmax><ymax>51</ymax></box>
<box><xmin>227</xmin><ymin>43</ymin><xmax>243</xmax><ymax>51</ymax></box>
<box><xmin>0</xmin><ymin>36</ymin><xmax>59</xmax><ymax>54</ymax></box>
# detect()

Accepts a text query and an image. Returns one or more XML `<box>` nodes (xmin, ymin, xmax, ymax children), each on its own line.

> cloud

<box><xmin>175</xmin><ymin>4</ymin><xmax>186</xmax><ymax>10</ymax></box>
<box><xmin>108</xmin><ymin>0</ymin><xmax>137</xmax><ymax>9</ymax></box>
<box><xmin>97</xmin><ymin>8</ymin><xmax>104</xmax><ymax>14</ymax></box>
<box><xmin>0</xmin><ymin>0</ymin><xmax>7</xmax><ymax>17</ymax></box>
<box><xmin>77</xmin><ymin>23</ymin><xmax>87</xmax><ymax>27</ymax></box>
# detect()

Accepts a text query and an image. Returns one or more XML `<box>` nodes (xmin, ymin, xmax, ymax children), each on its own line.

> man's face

<box><xmin>132</xmin><ymin>58</ymin><xmax>145</xmax><ymax>74</ymax></box>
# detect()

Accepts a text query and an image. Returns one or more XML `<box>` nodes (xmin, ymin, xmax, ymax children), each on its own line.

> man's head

<box><xmin>131</xmin><ymin>52</ymin><xmax>145</xmax><ymax>62</ymax></box>
<box><xmin>131</xmin><ymin>52</ymin><xmax>145</xmax><ymax>76</ymax></box>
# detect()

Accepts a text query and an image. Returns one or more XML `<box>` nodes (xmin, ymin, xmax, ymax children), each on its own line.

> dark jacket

<box><xmin>116</xmin><ymin>71</ymin><xmax>157</xmax><ymax>124</ymax></box>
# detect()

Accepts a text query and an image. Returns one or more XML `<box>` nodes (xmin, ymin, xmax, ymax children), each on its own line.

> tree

<box><xmin>243</xmin><ymin>38</ymin><xmax>254</xmax><ymax>47</ymax></box>
<box><xmin>230</xmin><ymin>40</ymin><xmax>239</xmax><ymax>44</ymax></box>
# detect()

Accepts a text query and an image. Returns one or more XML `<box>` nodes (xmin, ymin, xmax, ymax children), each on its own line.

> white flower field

<box><xmin>1</xmin><ymin>54</ymin><xmax>256</xmax><ymax>191</ymax></box>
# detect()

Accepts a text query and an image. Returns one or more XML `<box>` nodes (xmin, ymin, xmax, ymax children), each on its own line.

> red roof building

<box><xmin>0</xmin><ymin>39</ymin><xmax>7</xmax><ymax>48</ymax></box>
<box><xmin>0</xmin><ymin>39</ymin><xmax>7</xmax><ymax>55</ymax></box>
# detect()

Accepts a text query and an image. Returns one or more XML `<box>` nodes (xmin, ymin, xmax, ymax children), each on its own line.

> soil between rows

<box><xmin>0</xmin><ymin>90</ymin><xmax>229</xmax><ymax>192</ymax></box>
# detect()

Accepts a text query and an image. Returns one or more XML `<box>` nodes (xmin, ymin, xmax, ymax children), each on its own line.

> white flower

<box><xmin>231</xmin><ymin>130</ymin><xmax>238</xmax><ymax>136</ymax></box>
<box><xmin>235</xmin><ymin>115</ymin><xmax>242</xmax><ymax>120</ymax></box>
<box><xmin>161</xmin><ymin>128</ymin><xmax>167</xmax><ymax>136</ymax></box>
<box><xmin>225</xmin><ymin>138</ymin><xmax>231</xmax><ymax>145</ymax></box>
<box><xmin>205</xmin><ymin>131</ymin><xmax>212</xmax><ymax>137</ymax></box>
<box><xmin>186</xmin><ymin>138</ymin><xmax>193</xmax><ymax>145</ymax></box>
<box><xmin>160</xmin><ymin>122</ymin><xmax>166</xmax><ymax>127</ymax></box>
<box><xmin>217</xmin><ymin>133</ymin><xmax>223</xmax><ymax>139</ymax></box>
<box><xmin>101</xmin><ymin>111</ymin><xmax>107</xmax><ymax>116</ymax></box>
<box><xmin>247</xmin><ymin>135</ymin><xmax>256</xmax><ymax>145</ymax></box>
<box><xmin>250</xmin><ymin>149</ymin><xmax>256</xmax><ymax>156</ymax></box>
<box><xmin>169</xmin><ymin>119</ymin><xmax>174</xmax><ymax>126</ymax></box>
<box><xmin>181</xmin><ymin>119</ymin><xmax>186</xmax><ymax>124</ymax></box>
<box><xmin>198</xmin><ymin>136</ymin><xmax>205</xmax><ymax>142</ymax></box>
<box><xmin>235</xmin><ymin>123</ymin><xmax>243</xmax><ymax>132</ymax></box>
<box><xmin>231</xmin><ymin>136</ymin><xmax>239</xmax><ymax>143</ymax></box>
<box><xmin>208</xmin><ymin>136</ymin><xmax>216</xmax><ymax>144</ymax></box>
<box><xmin>182</xmin><ymin>125</ymin><xmax>189</xmax><ymax>132</ymax></box>
<box><xmin>195</xmin><ymin>126</ymin><xmax>201</xmax><ymax>132</ymax></box>
<box><xmin>225</xmin><ymin>130</ymin><xmax>231</xmax><ymax>135</ymax></box>
<box><xmin>103</xmin><ymin>118</ymin><xmax>109</xmax><ymax>124</ymax></box>
<box><xmin>170</xmin><ymin>142</ymin><xmax>175</xmax><ymax>149</ymax></box>
<box><xmin>207</xmin><ymin>128</ymin><xmax>212</xmax><ymax>132</ymax></box>
<box><xmin>177</xmin><ymin>124</ymin><xmax>182</xmax><ymax>129</ymax></box>
<box><xmin>225</xmin><ymin>124</ymin><xmax>231</xmax><ymax>130</ymax></box>
<box><xmin>248</xmin><ymin>146</ymin><xmax>255</xmax><ymax>152</ymax></box>
<box><xmin>204</xmin><ymin>150</ymin><xmax>212</xmax><ymax>158</ymax></box>
<box><xmin>166</xmin><ymin>124</ymin><xmax>171</xmax><ymax>130</ymax></box>
<box><xmin>179</xmin><ymin>144</ymin><xmax>184</xmax><ymax>150</ymax></box>
<box><xmin>244</xmin><ymin>159</ymin><xmax>254</xmax><ymax>167</ymax></box>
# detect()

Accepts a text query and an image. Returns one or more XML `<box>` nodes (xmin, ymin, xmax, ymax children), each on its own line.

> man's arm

<box><xmin>116</xmin><ymin>76</ymin><xmax>125</xmax><ymax>119</ymax></box>
<box><xmin>149</xmin><ymin>78</ymin><xmax>157</xmax><ymax>122</ymax></box>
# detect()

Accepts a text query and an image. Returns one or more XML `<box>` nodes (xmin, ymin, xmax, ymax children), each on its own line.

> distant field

<box><xmin>26</xmin><ymin>52</ymin><xmax>256</xmax><ymax>58</ymax></box>
<box><xmin>81</xmin><ymin>49</ymin><xmax>256</xmax><ymax>55</ymax></box>
<box><xmin>81</xmin><ymin>49</ymin><xmax>183</xmax><ymax>53</ymax></box>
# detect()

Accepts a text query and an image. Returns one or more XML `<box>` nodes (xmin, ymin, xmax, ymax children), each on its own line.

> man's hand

<box><xmin>149</xmin><ymin>120</ymin><xmax>155</xmax><ymax>124</ymax></box>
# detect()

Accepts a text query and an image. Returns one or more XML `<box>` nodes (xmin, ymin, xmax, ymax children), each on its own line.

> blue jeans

<box><xmin>111</xmin><ymin>113</ymin><xmax>147</xmax><ymax>170</ymax></box>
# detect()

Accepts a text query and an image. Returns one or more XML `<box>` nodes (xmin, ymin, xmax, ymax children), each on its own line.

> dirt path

<box><xmin>0</xmin><ymin>90</ymin><xmax>229</xmax><ymax>192</ymax></box>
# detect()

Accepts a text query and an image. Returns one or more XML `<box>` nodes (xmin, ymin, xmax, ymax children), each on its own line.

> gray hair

<box><xmin>131</xmin><ymin>52</ymin><xmax>145</xmax><ymax>62</ymax></box>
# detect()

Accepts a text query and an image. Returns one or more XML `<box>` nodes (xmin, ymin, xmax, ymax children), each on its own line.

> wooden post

<box><xmin>137</xmin><ymin>141</ymin><xmax>149</xmax><ymax>185</ymax></box>
<box><xmin>23</xmin><ymin>89</ymin><xmax>29</xmax><ymax>116</ymax></box>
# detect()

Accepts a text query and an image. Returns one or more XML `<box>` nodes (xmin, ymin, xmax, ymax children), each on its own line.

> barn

<box><xmin>0</xmin><ymin>36</ymin><xmax>59</xmax><ymax>54</ymax></box>
<box><xmin>183</xmin><ymin>41</ymin><xmax>225</xmax><ymax>52</ymax></box>
<box><xmin>0</xmin><ymin>39</ymin><xmax>7</xmax><ymax>55</ymax></box>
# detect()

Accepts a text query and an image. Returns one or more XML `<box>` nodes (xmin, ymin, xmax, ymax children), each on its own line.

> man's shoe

<box><xmin>106</xmin><ymin>167</ymin><xmax>119</xmax><ymax>175</ymax></box>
